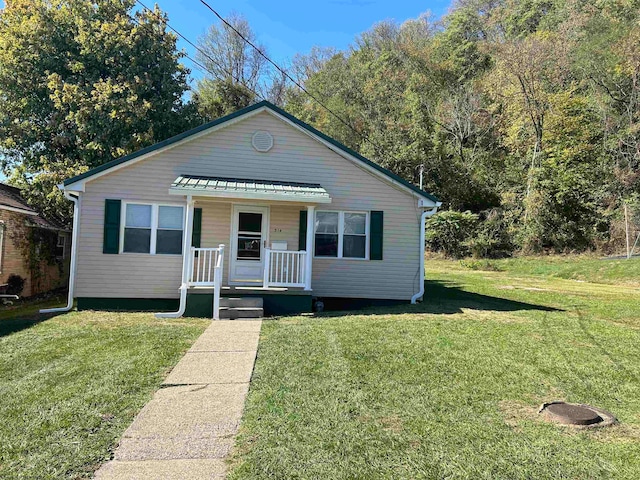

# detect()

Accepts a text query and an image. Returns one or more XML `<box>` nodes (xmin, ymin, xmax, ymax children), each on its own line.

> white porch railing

<box><xmin>188</xmin><ymin>245</ymin><xmax>225</xmax><ymax>320</ymax></box>
<box><xmin>263</xmin><ymin>248</ymin><xmax>308</xmax><ymax>288</ymax></box>
<box><xmin>189</xmin><ymin>247</ymin><xmax>223</xmax><ymax>287</ymax></box>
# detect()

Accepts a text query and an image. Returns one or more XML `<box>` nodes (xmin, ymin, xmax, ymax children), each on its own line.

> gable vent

<box><xmin>252</xmin><ymin>130</ymin><xmax>274</xmax><ymax>152</ymax></box>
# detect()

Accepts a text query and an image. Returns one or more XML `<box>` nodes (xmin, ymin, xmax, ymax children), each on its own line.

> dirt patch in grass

<box><xmin>379</xmin><ymin>415</ymin><xmax>404</xmax><ymax>433</ymax></box>
<box><xmin>590</xmin><ymin>423</ymin><xmax>640</xmax><ymax>443</ymax></box>
<box><xmin>499</xmin><ymin>400</ymin><xmax>541</xmax><ymax>430</ymax></box>
<box><xmin>459</xmin><ymin>309</ymin><xmax>531</xmax><ymax>323</ymax></box>
<box><xmin>496</xmin><ymin>285</ymin><xmax>550</xmax><ymax>292</ymax></box>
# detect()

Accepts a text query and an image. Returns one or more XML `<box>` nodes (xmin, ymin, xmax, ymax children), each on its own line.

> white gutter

<box><xmin>155</xmin><ymin>196</ymin><xmax>194</xmax><ymax>318</ymax></box>
<box><xmin>411</xmin><ymin>206</ymin><xmax>439</xmax><ymax>304</ymax></box>
<box><xmin>40</xmin><ymin>191</ymin><xmax>81</xmax><ymax>314</ymax></box>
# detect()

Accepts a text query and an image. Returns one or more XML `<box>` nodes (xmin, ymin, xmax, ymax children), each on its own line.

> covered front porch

<box><xmin>162</xmin><ymin>175</ymin><xmax>331</xmax><ymax>319</ymax></box>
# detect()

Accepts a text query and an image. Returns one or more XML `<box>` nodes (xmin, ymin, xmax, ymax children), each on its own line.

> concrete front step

<box><xmin>220</xmin><ymin>297</ymin><xmax>263</xmax><ymax>308</ymax></box>
<box><xmin>219</xmin><ymin>306</ymin><xmax>263</xmax><ymax>320</ymax></box>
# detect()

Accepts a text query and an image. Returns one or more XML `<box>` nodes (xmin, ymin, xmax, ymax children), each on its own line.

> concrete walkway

<box><xmin>95</xmin><ymin>320</ymin><xmax>262</xmax><ymax>480</ymax></box>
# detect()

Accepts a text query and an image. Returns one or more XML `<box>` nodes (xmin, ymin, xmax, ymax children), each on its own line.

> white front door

<box><xmin>230</xmin><ymin>205</ymin><xmax>269</xmax><ymax>285</ymax></box>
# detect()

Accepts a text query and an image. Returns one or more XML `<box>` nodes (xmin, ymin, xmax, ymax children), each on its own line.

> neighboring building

<box><xmin>0</xmin><ymin>183</ymin><xmax>70</xmax><ymax>297</ymax></box>
<box><xmin>56</xmin><ymin>101</ymin><xmax>440</xmax><ymax>318</ymax></box>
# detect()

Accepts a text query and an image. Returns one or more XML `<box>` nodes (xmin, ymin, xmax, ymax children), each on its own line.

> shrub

<box><xmin>465</xmin><ymin>208</ymin><xmax>515</xmax><ymax>258</ymax></box>
<box><xmin>6</xmin><ymin>274</ymin><xmax>25</xmax><ymax>296</ymax></box>
<box><xmin>426</xmin><ymin>210</ymin><xmax>478</xmax><ymax>258</ymax></box>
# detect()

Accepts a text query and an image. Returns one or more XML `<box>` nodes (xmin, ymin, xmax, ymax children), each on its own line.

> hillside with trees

<box><xmin>284</xmin><ymin>0</ymin><xmax>640</xmax><ymax>255</ymax></box>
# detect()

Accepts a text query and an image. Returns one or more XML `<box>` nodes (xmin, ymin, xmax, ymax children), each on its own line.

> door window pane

<box><xmin>158</xmin><ymin>206</ymin><xmax>183</xmax><ymax>229</ymax></box>
<box><xmin>238</xmin><ymin>213</ymin><xmax>262</xmax><ymax>233</ymax></box>
<box><xmin>124</xmin><ymin>228</ymin><xmax>151</xmax><ymax>253</ymax></box>
<box><xmin>126</xmin><ymin>204</ymin><xmax>151</xmax><ymax>228</ymax></box>
<box><xmin>237</xmin><ymin>235</ymin><xmax>261</xmax><ymax>260</ymax></box>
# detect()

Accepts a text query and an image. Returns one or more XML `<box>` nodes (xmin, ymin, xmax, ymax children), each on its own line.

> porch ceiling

<box><xmin>169</xmin><ymin>175</ymin><xmax>332</xmax><ymax>203</ymax></box>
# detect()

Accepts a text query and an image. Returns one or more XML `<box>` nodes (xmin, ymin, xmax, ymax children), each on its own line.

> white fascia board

<box><xmin>168</xmin><ymin>188</ymin><xmax>332</xmax><ymax>204</ymax></box>
<box><xmin>63</xmin><ymin>107</ymin><xmax>268</xmax><ymax>191</ymax></box>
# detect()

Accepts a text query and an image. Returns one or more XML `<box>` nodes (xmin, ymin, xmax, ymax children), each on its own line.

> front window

<box><xmin>314</xmin><ymin>212</ymin><xmax>339</xmax><ymax>257</ymax></box>
<box><xmin>314</xmin><ymin>211</ymin><xmax>368</xmax><ymax>259</ymax></box>
<box><xmin>343</xmin><ymin>213</ymin><xmax>367</xmax><ymax>258</ymax></box>
<box><xmin>124</xmin><ymin>204</ymin><xmax>152</xmax><ymax>253</ymax></box>
<box><xmin>122</xmin><ymin>203</ymin><xmax>184</xmax><ymax>255</ymax></box>
<box><xmin>157</xmin><ymin>206</ymin><xmax>184</xmax><ymax>254</ymax></box>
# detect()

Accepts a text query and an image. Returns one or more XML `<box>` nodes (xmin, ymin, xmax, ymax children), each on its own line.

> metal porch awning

<box><xmin>169</xmin><ymin>175</ymin><xmax>332</xmax><ymax>203</ymax></box>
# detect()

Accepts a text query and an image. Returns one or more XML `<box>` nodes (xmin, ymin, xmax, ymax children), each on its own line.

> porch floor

<box><xmin>189</xmin><ymin>286</ymin><xmax>312</xmax><ymax>296</ymax></box>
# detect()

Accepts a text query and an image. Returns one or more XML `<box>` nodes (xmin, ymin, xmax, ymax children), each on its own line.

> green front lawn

<box><xmin>230</xmin><ymin>257</ymin><xmax>640</xmax><ymax>479</ymax></box>
<box><xmin>0</xmin><ymin>307</ymin><xmax>208</xmax><ymax>479</ymax></box>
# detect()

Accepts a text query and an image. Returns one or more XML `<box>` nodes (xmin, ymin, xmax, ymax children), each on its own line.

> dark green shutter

<box><xmin>103</xmin><ymin>199</ymin><xmax>121</xmax><ymax>254</ymax></box>
<box><xmin>192</xmin><ymin>208</ymin><xmax>202</xmax><ymax>247</ymax></box>
<box><xmin>299</xmin><ymin>210</ymin><xmax>307</xmax><ymax>251</ymax></box>
<box><xmin>370</xmin><ymin>211</ymin><xmax>383</xmax><ymax>260</ymax></box>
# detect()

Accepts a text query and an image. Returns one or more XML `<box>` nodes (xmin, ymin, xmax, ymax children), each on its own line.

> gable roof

<box><xmin>0</xmin><ymin>183</ymin><xmax>38</xmax><ymax>215</ymax></box>
<box><xmin>0</xmin><ymin>183</ymin><xmax>66</xmax><ymax>230</ymax></box>
<box><xmin>63</xmin><ymin>101</ymin><xmax>440</xmax><ymax>204</ymax></box>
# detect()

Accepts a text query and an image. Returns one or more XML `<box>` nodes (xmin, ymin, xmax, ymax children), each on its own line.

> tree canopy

<box><xmin>0</xmin><ymin>0</ymin><xmax>197</xmax><ymax>221</ymax></box>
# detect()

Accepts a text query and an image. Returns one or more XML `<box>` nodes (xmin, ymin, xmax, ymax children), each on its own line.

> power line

<box><xmin>134</xmin><ymin>0</ymin><xmax>265</xmax><ymax>101</ymax></box>
<box><xmin>198</xmin><ymin>0</ymin><xmax>363</xmax><ymax>140</ymax></box>
<box><xmin>197</xmin><ymin>0</ymin><xmax>422</xmax><ymax>180</ymax></box>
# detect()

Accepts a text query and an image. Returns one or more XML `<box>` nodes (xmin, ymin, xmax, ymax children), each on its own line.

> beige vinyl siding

<box><xmin>75</xmin><ymin>110</ymin><xmax>422</xmax><ymax>300</ymax></box>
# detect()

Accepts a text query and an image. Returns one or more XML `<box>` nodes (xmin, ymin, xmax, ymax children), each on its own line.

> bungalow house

<box><xmin>42</xmin><ymin>101</ymin><xmax>440</xmax><ymax>319</ymax></box>
<box><xmin>0</xmin><ymin>183</ymin><xmax>70</xmax><ymax>297</ymax></box>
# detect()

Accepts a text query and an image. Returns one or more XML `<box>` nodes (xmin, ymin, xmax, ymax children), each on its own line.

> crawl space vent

<box><xmin>252</xmin><ymin>130</ymin><xmax>274</xmax><ymax>152</ymax></box>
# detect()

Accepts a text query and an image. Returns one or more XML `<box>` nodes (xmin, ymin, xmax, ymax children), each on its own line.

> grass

<box><xmin>0</xmin><ymin>304</ymin><xmax>208</xmax><ymax>479</ymax></box>
<box><xmin>229</xmin><ymin>256</ymin><xmax>640</xmax><ymax>479</ymax></box>
<box><xmin>458</xmin><ymin>254</ymin><xmax>640</xmax><ymax>286</ymax></box>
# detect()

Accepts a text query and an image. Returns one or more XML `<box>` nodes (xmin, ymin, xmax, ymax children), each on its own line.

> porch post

<box><xmin>183</xmin><ymin>195</ymin><xmax>195</xmax><ymax>285</ymax></box>
<box><xmin>304</xmin><ymin>205</ymin><xmax>314</xmax><ymax>291</ymax></box>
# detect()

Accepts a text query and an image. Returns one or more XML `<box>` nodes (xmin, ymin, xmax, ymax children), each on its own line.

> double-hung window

<box><xmin>314</xmin><ymin>211</ymin><xmax>368</xmax><ymax>259</ymax></box>
<box><xmin>122</xmin><ymin>203</ymin><xmax>184</xmax><ymax>255</ymax></box>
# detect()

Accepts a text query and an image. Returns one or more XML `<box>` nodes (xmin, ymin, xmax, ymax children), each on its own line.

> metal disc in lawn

<box><xmin>544</xmin><ymin>403</ymin><xmax>602</xmax><ymax>425</ymax></box>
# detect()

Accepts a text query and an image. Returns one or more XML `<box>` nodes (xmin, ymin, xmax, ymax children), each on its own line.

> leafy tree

<box><xmin>194</xmin><ymin>13</ymin><xmax>288</xmax><ymax>119</ymax></box>
<box><xmin>0</xmin><ymin>0</ymin><xmax>195</xmax><ymax>222</ymax></box>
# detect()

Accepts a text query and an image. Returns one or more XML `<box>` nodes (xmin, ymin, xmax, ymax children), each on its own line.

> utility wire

<box><xmin>198</xmin><ymin>0</ymin><xmax>363</xmax><ymax>140</ymax></box>
<box><xmin>135</xmin><ymin>0</ymin><xmax>266</xmax><ymax>101</ymax></box>
<box><xmin>197</xmin><ymin>0</ymin><xmax>426</xmax><ymax>184</ymax></box>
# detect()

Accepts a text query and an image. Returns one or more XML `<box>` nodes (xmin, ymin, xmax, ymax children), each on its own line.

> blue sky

<box><xmin>153</xmin><ymin>1</ymin><xmax>452</xmax><ymax>67</ymax></box>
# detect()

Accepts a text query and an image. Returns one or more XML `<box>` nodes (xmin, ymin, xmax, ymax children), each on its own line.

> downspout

<box><xmin>40</xmin><ymin>191</ymin><xmax>81</xmax><ymax>314</ymax></box>
<box><xmin>411</xmin><ymin>206</ymin><xmax>439</xmax><ymax>304</ymax></box>
<box><xmin>155</xmin><ymin>196</ymin><xmax>194</xmax><ymax>318</ymax></box>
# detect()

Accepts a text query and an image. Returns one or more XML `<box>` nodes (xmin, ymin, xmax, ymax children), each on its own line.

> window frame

<box><xmin>313</xmin><ymin>210</ymin><xmax>369</xmax><ymax>260</ymax></box>
<box><xmin>119</xmin><ymin>201</ymin><xmax>185</xmax><ymax>255</ymax></box>
<box><xmin>56</xmin><ymin>233</ymin><xmax>66</xmax><ymax>259</ymax></box>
